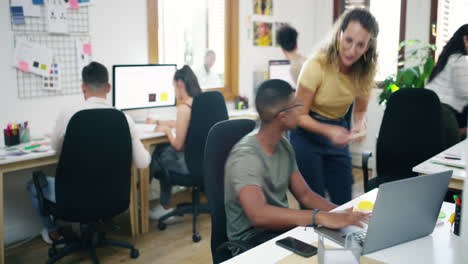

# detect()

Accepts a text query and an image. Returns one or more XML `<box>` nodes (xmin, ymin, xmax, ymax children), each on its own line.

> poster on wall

<box><xmin>13</xmin><ymin>39</ymin><xmax>54</xmax><ymax>77</ymax></box>
<box><xmin>273</xmin><ymin>22</ymin><xmax>289</xmax><ymax>46</ymax></box>
<box><xmin>253</xmin><ymin>21</ymin><xmax>272</xmax><ymax>46</ymax></box>
<box><xmin>46</xmin><ymin>3</ymin><xmax>68</xmax><ymax>34</ymax></box>
<box><xmin>253</xmin><ymin>0</ymin><xmax>273</xmax><ymax>16</ymax></box>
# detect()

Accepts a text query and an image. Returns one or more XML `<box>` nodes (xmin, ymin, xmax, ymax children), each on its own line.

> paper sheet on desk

<box><xmin>135</xmin><ymin>124</ymin><xmax>157</xmax><ymax>133</ymax></box>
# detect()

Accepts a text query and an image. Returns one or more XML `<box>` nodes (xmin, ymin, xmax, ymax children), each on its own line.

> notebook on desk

<box><xmin>315</xmin><ymin>171</ymin><xmax>452</xmax><ymax>255</ymax></box>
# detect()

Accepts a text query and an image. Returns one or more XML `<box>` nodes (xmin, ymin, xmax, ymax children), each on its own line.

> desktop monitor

<box><xmin>112</xmin><ymin>64</ymin><xmax>177</xmax><ymax>111</ymax></box>
<box><xmin>268</xmin><ymin>60</ymin><xmax>295</xmax><ymax>88</ymax></box>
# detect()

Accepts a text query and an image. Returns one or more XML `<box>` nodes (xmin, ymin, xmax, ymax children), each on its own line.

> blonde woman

<box><xmin>290</xmin><ymin>9</ymin><xmax>379</xmax><ymax>205</ymax></box>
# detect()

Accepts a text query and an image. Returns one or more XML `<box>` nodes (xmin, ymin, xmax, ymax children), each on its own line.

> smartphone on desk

<box><xmin>275</xmin><ymin>236</ymin><xmax>317</xmax><ymax>257</ymax></box>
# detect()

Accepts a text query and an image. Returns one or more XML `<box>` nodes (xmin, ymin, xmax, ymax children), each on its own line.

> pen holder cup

<box><xmin>317</xmin><ymin>233</ymin><xmax>362</xmax><ymax>264</ymax></box>
<box><xmin>19</xmin><ymin>127</ymin><xmax>30</xmax><ymax>143</ymax></box>
<box><xmin>454</xmin><ymin>203</ymin><xmax>462</xmax><ymax>236</ymax></box>
<box><xmin>4</xmin><ymin>129</ymin><xmax>20</xmax><ymax>146</ymax></box>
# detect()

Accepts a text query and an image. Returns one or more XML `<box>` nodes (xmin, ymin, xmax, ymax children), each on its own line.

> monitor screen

<box><xmin>268</xmin><ymin>60</ymin><xmax>295</xmax><ymax>88</ymax></box>
<box><xmin>113</xmin><ymin>64</ymin><xmax>177</xmax><ymax>110</ymax></box>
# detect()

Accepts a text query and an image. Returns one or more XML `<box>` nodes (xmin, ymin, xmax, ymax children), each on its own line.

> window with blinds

<box><xmin>435</xmin><ymin>0</ymin><xmax>452</xmax><ymax>59</ymax></box>
<box><xmin>435</xmin><ymin>0</ymin><xmax>468</xmax><ymax>59</ymax></box>
<box><xmin>158</xmin><ymin>0</ymin><xmax>226</xmax><ymax>89</ymax></box>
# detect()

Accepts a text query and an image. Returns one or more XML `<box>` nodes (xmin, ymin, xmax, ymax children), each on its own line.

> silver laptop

<box><xmin>315</xmin><ymin>171</ymin><xmax>453</xmax><ymax>255</ymax></box>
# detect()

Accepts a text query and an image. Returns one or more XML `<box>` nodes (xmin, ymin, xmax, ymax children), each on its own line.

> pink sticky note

<box><xmin>19</xmin><ymin>61</ymin><xmax>29</xmax><ymax>72</ymax></box>
<box><xmin>70</xmin><ymin>0</ymin><xmax>79</xmax><ymax>9</ymax></box>
<box><xmin>83</xmin><ymin>44</ymin><xmax>92</xmax><ymax>55</ymax></box>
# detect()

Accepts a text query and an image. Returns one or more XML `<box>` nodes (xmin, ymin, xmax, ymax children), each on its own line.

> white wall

<box><xmin>0</xmin><ymin>0</ymin><xmax>149</xmax><ymax>245</ymax></box>
<box><xmin>238</xmin><ymin>0</ymin><xmax>333</xmax><ymax>99</ymax></box>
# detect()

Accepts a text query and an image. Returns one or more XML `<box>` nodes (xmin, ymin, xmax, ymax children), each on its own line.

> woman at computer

<box><xmin>290</xmin><ymin>9</ymin><xmax>379</xmax><ymax>205</ymax></box>
<box><xmin>426</xmin><ymin>24</ymin><xmax>468</xmax><ymax>144</ymax></box>
<box><xmin>145</xmin><ymin>65</ymin><xmax>202</xmax><ymax>220</ymax></box>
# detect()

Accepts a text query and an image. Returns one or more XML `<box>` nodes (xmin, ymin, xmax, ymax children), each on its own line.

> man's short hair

<box><xmin>255</xmin><ymin>79</ymin><xmax>295</xmax><ymax>123</ymax></box>
<box><xmin>276</xmin><ymin>25</ymin><xmax>298</xmax><ymax>52</ymax></box>
<box><xmin>82</xmin><ymin>61</ymin><xmax>109</xmax><ymax>92</ymax></box>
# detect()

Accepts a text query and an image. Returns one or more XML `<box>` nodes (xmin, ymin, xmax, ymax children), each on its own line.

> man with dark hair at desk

<box><xmin>276</xmin><ymin>25</ymin><xmax>307</xmax><ymax>85</ymax></box>
<box><xmin>224</xmin><ymin>79</ymin><xmax>368</xmax><ymax>251</ymax></box>
<box><xmin>26</xmin><ymin>61</ymin><xmax>151</xmax><ymax>245</ymax></box>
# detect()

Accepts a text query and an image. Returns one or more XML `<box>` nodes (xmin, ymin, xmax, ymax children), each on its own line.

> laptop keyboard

<box><xmin>342</xmin><ymin>230</ymin><xmax>367</xmax><ymax>246</ymax></box>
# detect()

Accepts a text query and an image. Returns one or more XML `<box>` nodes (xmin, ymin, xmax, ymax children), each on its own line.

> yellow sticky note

<box><xmin>161</xmin><ymin>93</ymin><xmax>168</xmax><ymax>102</ymax></box>
<box><xmin>357</xmin><ymin>201</ymin><xmax>374</xmax><ymax>211</ymax></box>
<box><xmin>40</xmin><ymin>64</ymin><xmax>47</xmax><ymax>70</ymax></box>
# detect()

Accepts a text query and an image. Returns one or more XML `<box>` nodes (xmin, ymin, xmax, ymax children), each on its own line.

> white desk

<box><xmin>413</xmin><ymin>140</ymin><xmax>466</xmax><ymax>190</ymax></box>
<box><xmin>224</xmin><ymin>189</ymin><xmax>463</xmax><ymax>264</ymax></box>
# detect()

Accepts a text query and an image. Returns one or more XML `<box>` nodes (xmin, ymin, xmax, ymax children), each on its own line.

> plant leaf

<box><xmin>424</xmin><ymin>57</ymin><xmax>435</xmax><ymax>76</ymax></box>
<box><xmin>401</xmin><ymin>68</ymin><xmax>418</xmax><ymax>87</ymax></box>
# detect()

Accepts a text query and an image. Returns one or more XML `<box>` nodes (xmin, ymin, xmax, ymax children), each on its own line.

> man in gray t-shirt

<box><xmin>225</xmin><ymin>80</ymin><xmax>369</xmax><ymax>248</ymax></box>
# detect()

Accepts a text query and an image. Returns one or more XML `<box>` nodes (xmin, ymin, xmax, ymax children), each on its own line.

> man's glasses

<box><xmin>273</xmin><ymin>103</ymin><xmax>304</xmax><ymax>118</ymax></box>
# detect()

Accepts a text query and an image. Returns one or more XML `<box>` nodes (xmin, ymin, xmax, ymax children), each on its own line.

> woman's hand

<box><xmin>327</xmin><ymin>125</ymin><xmax>351</xmax><ymax>147</ymax></box>
<box><xmin>145</xmin><ymin>118</ymin><xmax>158</xmax><ymax>125</ymax></box>
<box><xmin>350</xmin><ymin>118</ymin><xmax>367</xmax><ymax>143</ymax></box>
<box><xmin>155</xmin><ymin>125</ymin><xmax>170</xmax><ymax>133</ymax></box>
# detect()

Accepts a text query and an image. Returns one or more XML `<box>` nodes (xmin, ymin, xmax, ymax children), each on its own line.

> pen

<box><xmin>444</xmin><ymin>156</ymin><xmax>461</xmax><ymax>160</ymax></box>
<box><xmin>431</xmin><ymin>161</ymin><xmax>465</xmax><ymax>169</ymax></box>
<box><xmin>24</xmin><ymin>144</ymin><xmax>41</xmax><ymax>150</ymax></box>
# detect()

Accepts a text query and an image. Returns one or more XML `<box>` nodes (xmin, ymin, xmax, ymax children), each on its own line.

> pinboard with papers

<box><xmin>9</xmin><ymin>0</ymin><xmax>92</xmax><ymax>99</ymax></box>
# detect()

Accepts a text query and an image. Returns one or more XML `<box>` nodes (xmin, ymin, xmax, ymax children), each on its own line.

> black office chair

<box><xmin>204</xmin><ymin>119</ymin><xmax>256</xmax><ymax>263</ymax></box>
<box><xmin>157</xmin><ymin>91</ymin><xmax>229</xmax><ymax>242</ymax></box>
<box><xmin>32</xmin><ymin>109</ymin><xmax>139</xmax><ymax>264</ymax></box>
<box><xmin>362</xmin><ymin>88</ymin><xmax>445</xmax><ymax>192</ymax></box>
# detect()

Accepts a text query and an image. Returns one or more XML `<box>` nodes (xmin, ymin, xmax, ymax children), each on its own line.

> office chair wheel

<box><xmin>48</xmin><ymin>247</ymin><xmax>58</xmax><ymax>258</ymax></box>
<box><xmin>192</xmin><ymin>233</ymin><xmax>201</xmax><ymax>243</ymax></box>
<box><xmin>130</xmin><ymin>248</ymin><xmax>139</xmax><ymax>259</ymax></box>
<box><xmin>157</xmin><ymin>221</ymin><xmax>167</xmax><ymax>230</ymax></box>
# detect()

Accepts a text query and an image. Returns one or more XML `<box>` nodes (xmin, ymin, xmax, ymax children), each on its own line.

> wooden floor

<box><xmin>5</xmin><ymin>168</ymin><xmax>368</xmax><ymax>264</ymax></box>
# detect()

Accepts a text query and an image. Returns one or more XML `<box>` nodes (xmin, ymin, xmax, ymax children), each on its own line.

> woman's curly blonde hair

<box><xmin>321</xmin><ymin>8</ymin><xmax>379</xmax><ymax>93</ymax></box>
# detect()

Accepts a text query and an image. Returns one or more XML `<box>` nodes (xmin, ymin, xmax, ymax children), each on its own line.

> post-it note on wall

<box><xmin>18</xmin><ymin>61</ymin><xmax>29</xmax><ymax>72</ymax></box>
<box><xmin>33</xmin><ymin>0</ymin><xmax>44</xmax><ymax>5</ymax></box>
<box><xmin>83</xmin><ymin>44</ymin><xmax>92</xmax><ymax>55</ymax></box>
<box><xmin>70</xmin><ymin>0</ymin><xmax>79</xmax><ymax>9</ymax></box>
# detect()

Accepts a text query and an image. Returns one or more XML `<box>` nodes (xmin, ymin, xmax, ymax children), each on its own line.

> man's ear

<box><xmin>81</xmin><ymin>83</ymin><xmax>87</xmax><ymax>93</ymax></box>
<box><xmin>106</xmin><ymin>83</ymin><xmax>111</xmax><ymax>94</ymax></box>
<box><xmin>277</xmin><ymin>111</ymin><xmax>287</xmax><ymax>122</ymax></box>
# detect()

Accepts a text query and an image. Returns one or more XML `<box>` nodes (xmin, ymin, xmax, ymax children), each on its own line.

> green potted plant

<box><xmin>378</xmin><ymin>40</ymin><xmax>436</xmax><ymax>104</ymax></box>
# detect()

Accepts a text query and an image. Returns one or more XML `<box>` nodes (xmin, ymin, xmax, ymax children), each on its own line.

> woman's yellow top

<box><xmin>298</xmin><ymin>54</ymin><xmax>372</xmax><ymax>120</ymax></box>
